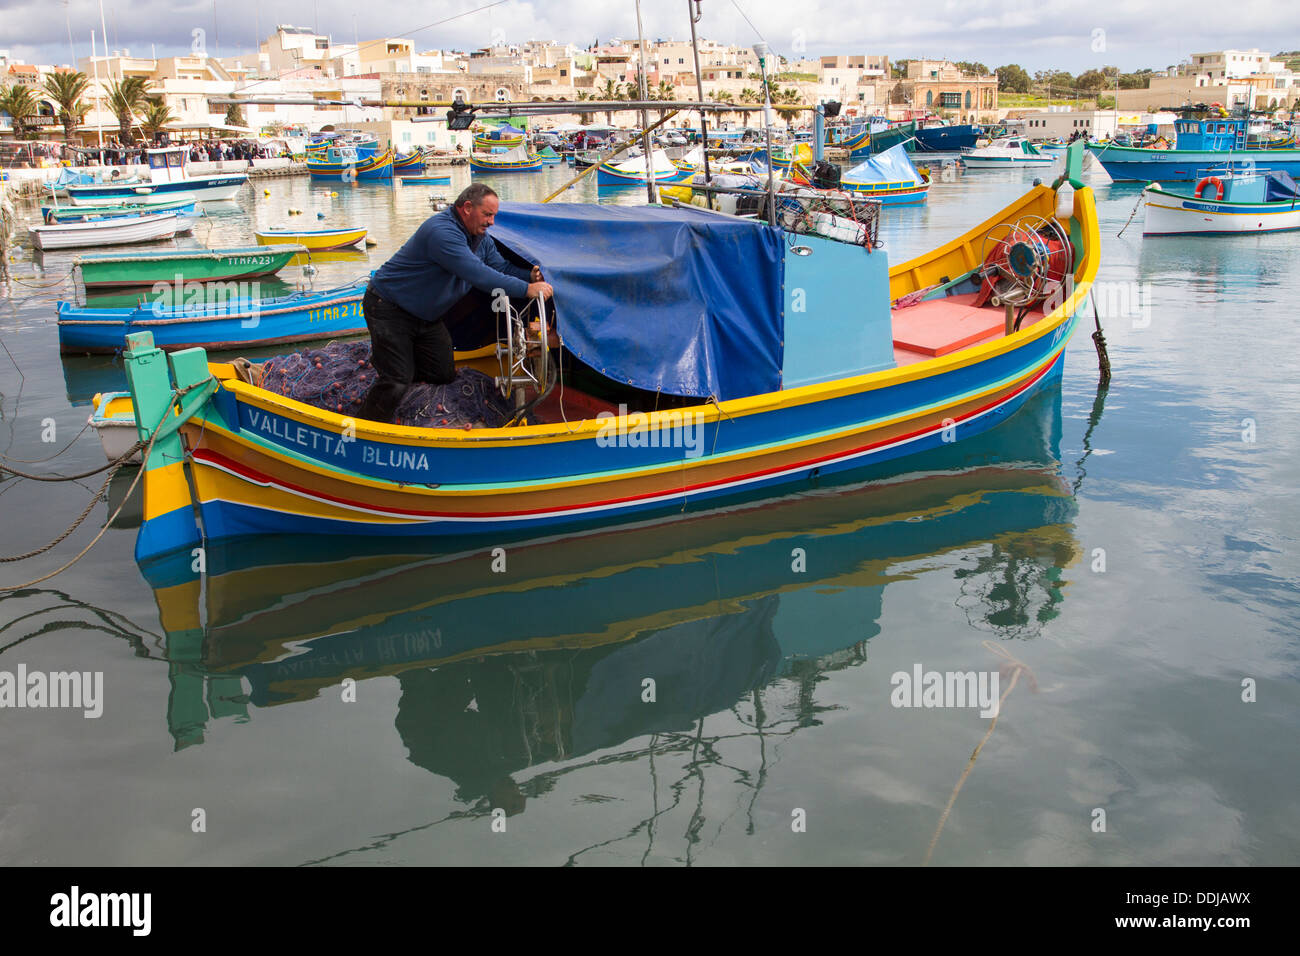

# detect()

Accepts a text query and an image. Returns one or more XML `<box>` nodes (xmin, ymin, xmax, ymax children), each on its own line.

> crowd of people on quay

<box><xmin>2</xmin><ymin>137</ymin><xmax>288</xmax><ymax>168</ymax></box>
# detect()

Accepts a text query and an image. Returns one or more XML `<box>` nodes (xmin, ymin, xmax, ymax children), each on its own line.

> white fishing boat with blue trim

<box><xmin>962</xmin><ymin>137</ymin><xmax>1057</xmax><ymax>168</ymax></box>
<box><xmin>65</xmin><ymin>147</ymin><xmax>247</xmax><ymax>204</ymax></box>
<box><xmin>1142</xmin><ymin>169</ymin><xmax>1300</xmax><ymax>235</ymax></box>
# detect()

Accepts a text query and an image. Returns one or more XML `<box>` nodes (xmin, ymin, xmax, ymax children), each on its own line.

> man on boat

<box><xmin>358</xmin><ymin>182</ymin><xmax>552</xmax><ymax>424</ymax></box>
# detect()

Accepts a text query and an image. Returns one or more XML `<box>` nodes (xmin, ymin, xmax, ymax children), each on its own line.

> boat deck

<box><xmin>890</xmin><ymin>292</ymin><xmax>1049</xmax><ymax>367</ymax></box>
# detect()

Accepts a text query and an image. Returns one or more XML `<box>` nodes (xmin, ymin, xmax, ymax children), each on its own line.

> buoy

<box><xmin>317</xmin><ymin>212</ymin><xmax>325</xmax><ymax>219</ymax></box>
<box><xmin>263</xmin><ymin>188</ymin><xmax>270</xmax><ymax>196</ymax></box>
<box><xmin>364</xmin><ymin>238</ymin><xmax>378</xmax><ymax>247</ymax></box>
<box><xmin>330</xmin><ymin>191</ymin><xmax>338</xmax><ymax>197</ymax></box>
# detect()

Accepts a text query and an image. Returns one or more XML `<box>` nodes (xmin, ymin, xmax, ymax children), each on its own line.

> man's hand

<box><xmin>527</xmin><ymin>281</ymin><xmax>554</xmax><ymax>300</ymax></box>
<box><xmin>530</xmin><ymin>265</ymin><xmax>544</xmax><ymax>282</ymax></box>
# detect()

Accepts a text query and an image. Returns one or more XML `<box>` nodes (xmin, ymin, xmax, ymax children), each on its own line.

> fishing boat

<box><xmin>64</xmin><ymin>147</ymin><xmax>247</xmax><ymax>203</ymax></box>
<box><xmin>867</xmin><ymin>120</ymin><xmax>917</xmax><ymax>156</ymax></box>
<box><xmin>838</xmin><ymin>144</ymin><xmax>931</xmax><ymax>205</ymax></box>
<box><xmin>1088</xmin><ymin>106</ymin><xmax>1300</xmax><ymax>181</ymax></box>
<box><xmin>74</xmin><ymin>245</ymin><xmax>309</xmax><ymax>289</ymax></box>
<box><xmin>308</xmin><ymin>146</ymin><xmax>394</xmax><ymax>181</ymax></box>
<box><xmin>354</xmin><ymin>149</ymin><xmax>394</xmax><ymax>181</ymax></box>
<box><xmin>29</xmin><ymin>212</ymin><xmax>186</xmax><ymax>251</ymax></box>
<box><xmin>1141</xmin><ymin>169</ymin><xmax>1300</xmax><ymax>235</ymax></box>
<box><xmin>596</xmin><ymin>149</ymin><xmax>694</xmax><ymax>187</ymax></box>
<box><xmin>43</xmin><ymin>195</ymin><xmax>198</xmax><ymax>223</ymax></box>
<box><xmin>469</xmin><ymin>146</ymin><xmax>544</xmax><ymax>174</ymax></box>
<box><xmin>537</xmin><ymin>146</ymin><xmax>563</xmax><ymax>165</ymax></box>
<box><xmin>909</xmin><ymin>122</ymin><xmax>980</xmax><ymax>152</ymax></box>
<box><xmin>393</xmin><ymin>174</ymin><xmax>452</xmax><ymax>187</ymax></box>
<box><xmin>42</xmin><ymin>190</ymin><xmax>197</xmax><ymax>219</ymax></box>
<box><xmin>961</xmin><ymin>137</ymin><xmax>1057</xmax><ymax>168</ymax></box>
<box><xmin>394</xmin><ymin>148</ymin><xmax>427</xmax><ymax>172</ymax></box>
<box><xmin>254</xmin><ymin>225</ymin><xmax>368</xmax><ymax>251</ymax></box>
<box><xmin>44</xmin><ymin>167</ymin><xmax>142</xmax><ymax>196</ymax></box>
<box><xmin>57</xmin><ymin>277</ymin><xmax>369</xmax><ymax>354</ymax></box>
<box><xmin>473</xmin><ymin>124</ymin><xmax>526</xmax><ymax>151</ymax></box>
<box><xmin>117</xmin><ymin>144</ymin><xmax>1098</xmax><ymax>562</ymax></box>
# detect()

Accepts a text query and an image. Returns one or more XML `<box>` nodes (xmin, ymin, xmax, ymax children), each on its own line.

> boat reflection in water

<box><xmin>141</xmin><ymin>385</ymin><xmax>1080</xmax><ymax>823</ymax></box>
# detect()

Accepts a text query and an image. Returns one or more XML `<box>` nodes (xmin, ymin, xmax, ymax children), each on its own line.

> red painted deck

<box><xmin>891</xmin><ymin>293</ymin><xmax>1047</xmax><ymax>366</ymax></box>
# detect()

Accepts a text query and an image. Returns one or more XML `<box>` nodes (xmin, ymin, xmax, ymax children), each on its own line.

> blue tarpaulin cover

<box><xmin>1265</xmin><ymin>170</ymin><xmax>1300</xmax><ymax>202</ymax></box>
<box><xmin>843</xmin><ymin>143</ymin><xmax>924</xmax><ymax>186</ymax></box>
<box><xmin>485</xmin><ymin>124</ymin><xmax>525</xmax><ymax>139</ymax></box>
<box><xmin>490</xmin><ymin>203</ymin><xmax>785</xmax><ymax>401</ymax></box>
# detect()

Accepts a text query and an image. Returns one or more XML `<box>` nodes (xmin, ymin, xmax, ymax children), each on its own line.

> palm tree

<box><xmin>774</xmin><ymin>87</ymin><xmax>804</xmax><ymax>124</ymax></box>
<box><xmin>653</xmin><ymin>80</ymin><xmax>676</xmax><ymax>120</ymax></box>
<box><xmin>714</xmin><ymin>89</ymin><xmax>736</xmax><ymax>123</ymax></box>
<box><xmin>598</xmin><ymin>77</ymin><xmax>623</xmax><ymax>125</ymax></box>
<box><xmin>105</xmin><ymin>76</ymin><xmax>152</xmax><ymax>143</ymax></box>
<box><xmin>224</xmin><ymin>101</ymin><xmax>247</xmax><ymax>129</ymax></box>
<box><xmin>139</xmin><ymin>97</ymin><xmax>176</xmax><ymax>141</ymax></box>
<box><xmin>42</xmin><ymin>71</ymin><xmax>91</xmax><ymax>143</ymax></box>
<box><xmin>0</xmin><ymin>83</ymin><xmax>39</xmax><ymax>138</ymax></box>
<box><xmin>574</xmin><ymin>90</ymin><xmax>595</xmax><ymax>126</ymax></box>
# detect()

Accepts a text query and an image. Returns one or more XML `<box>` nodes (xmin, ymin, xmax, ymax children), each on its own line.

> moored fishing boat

<box><xmin>962</xmin><ymin>137</ymin><xmax>1057</xmax><ymax>168</ymax></box>
<box><xmin>1088</xmin><ymin>106</ymin><xmax>1300</xmax><ymax>181</ymax></box>
<box><xmin>118</xmin><ymin>144</ymin><xmax>1099</xmax><ymax>562</ymax></box>
<box><xmin>43</xmin><ymin>196</ymin><xmax>198</xmax><ymax>223</ymax></box>
<box><xmin>596</xmin><ymin>149</ymin><xmax>694</xmax><ymax>187</ymax></box>
<box><xmin>74</xmin><ymin>245</ymin><xmax>309</xmax><ymax>289</ymax></box>
<box><xmin>473</xmin><ymin>124</ymin><xmax>526</xmax><ymax>151</ymax></box>
<box><xmin>57</xmin><ymin>277</ymin><xmax>369</xmax><ymax>354</ymax></box>
<box><xmin>393</xmin><ymin>174</ymin><xmax>453</xmax><ymax>186</ymax></box>
<box><xmin>394</xmin><ymin>148</ymin><xmax>427</xmax><ymax>172</ymax></box>
<box><xmin>469</xmin><ymin>146</ymin><xmax>544</xmax><ymax>174</ymax></box>
<box><xmin>254</xmin><ymin>225</ymin><xmax>368</xmax><ymax>251</ymax></box>
<box><xmin>839</xmin><ymin>144</ymin><xmax>931</xmax><ymax>205</ymax></box>
<box><xmin>1141</xmin><ymin>170</ymin><xmax>1300</xmax><ymax>235</ymax></box>
<box><xmin>64</xmin><ymin>147</ymin><xmax>247</xmax><ymax>203</ymax></box>
<box><xmin>29</xmin><ymin>212</ymin><xmax>186</xmax><ymax>251</ymax></box>
<box><xmin>909</xmin><ymin>122</ymin><xmax>980</xmax><ymax>152</ymax></box>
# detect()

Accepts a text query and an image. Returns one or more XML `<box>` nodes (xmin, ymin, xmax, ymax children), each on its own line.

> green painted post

<box><xmin>123</xmin><ymin>331</ymin><xmax>183</xmax><ymax>469</ymax></box>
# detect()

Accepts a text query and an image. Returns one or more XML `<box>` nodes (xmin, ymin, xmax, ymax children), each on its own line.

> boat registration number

<box><xmin>228</xmin><ymin>256</ymin><xmax>274</xmax><ymax>266</ymax></box>
<box><xmin>308</xmin><ymin>300</ymin><xmax>363</xmax><ymax>324</ymax></box>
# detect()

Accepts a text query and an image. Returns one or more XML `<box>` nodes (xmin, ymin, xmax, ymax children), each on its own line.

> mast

<box><xmin>634</xmin><ymin>0</ymin><xmax>657</xmax><ymax>203</ymax></box>
<box><xmin>91</xmin><ymin>30</ymin><xmax>103</xmax><ymax>149</ymax></box>
<box><xmin>687</xmin><ymin>0</ymin><xmax>710</xmax><ymax>181</ymax></box>
<box><xmin>753</xmin><ymin>41</ymin><xmax>777</xmax><ymax>226</ymax></box>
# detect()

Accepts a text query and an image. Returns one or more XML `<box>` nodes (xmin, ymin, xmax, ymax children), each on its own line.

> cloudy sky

<box><xmin>1</xmin><ymin>0</ymin><xmax>1293</xmax><ymax>74</ymax></box>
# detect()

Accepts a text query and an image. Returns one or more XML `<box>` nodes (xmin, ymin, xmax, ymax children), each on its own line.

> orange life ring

<box><xmin>1194</xmin><ymin>176</ymin><xmax>1224</xmax><ymax>200</ymax></box>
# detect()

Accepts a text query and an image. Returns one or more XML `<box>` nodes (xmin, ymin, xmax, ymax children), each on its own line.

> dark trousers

<box><xmin>357</xmin><ymin>288</ymin><xmax>501</xmax><ymax>424</ymax></box>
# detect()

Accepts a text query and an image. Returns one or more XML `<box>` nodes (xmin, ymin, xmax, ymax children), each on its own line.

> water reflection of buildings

<box><xmin>138</xmin><ymin>386</ymin><xmax>1082</xmax><ymax>851</ymax></box>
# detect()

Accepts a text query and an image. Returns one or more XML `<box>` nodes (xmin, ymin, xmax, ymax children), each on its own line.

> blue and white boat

<box><xmin>839</xmin><ymin>144</ymin><xmax>930</xmax><ymax>205</ymax></box>
<box><xmin>910</xmin><ymin>123</ymin><xmax>980</xmax><ymax>152</ymax></box>
<box><xmin>42</xmin><ymin>194</ymin><xmax>198</xmax><ymax>223</ymax></box>
<box><xmin>1142</xmin><ymin>169</ymin><xmax>1300</xmax><ymax>235</ymax></box>
<box><xmin>962</xmin><ymin>137</ymin><xmax>1056</xmax><ymax>168</ymax></box>
<box><xmin>1089</xmin><ymin>109</ymin><xmax>1300</xmax><ymax>181</ymax></box>
<box><xmin>64</xmin><ymin>147</ymin><xmax>247</xmax><ymax>203</ymax></box>
<box><xmin>56</xmin><ymin>277</ymin><xmax>368</xmax><ymax>354</ymax></box>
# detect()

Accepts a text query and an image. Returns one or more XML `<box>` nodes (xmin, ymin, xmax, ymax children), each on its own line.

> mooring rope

<box><xmin>0</xmin><ymin>436</ymin><xmax>143</xmax><ymax>481</ymax></box>
<box><xmin>923</xmin><ymin>640</ymin><xmax>1034</xmax><ymax>865</ymax></box>
<box><xmin>1092</xmin><ymin>294</ymin><xmax>1112</xmax><ymax>386</ymax></box>
<box><xmin>0</xmin><ymin>417</ymin><xmax>93</xmax><ymax>464</ymax></box>
<box><xmin>1116</xmin><ymin>189</ymin><xmax>1145</xmax><ymax>238</ymax></box>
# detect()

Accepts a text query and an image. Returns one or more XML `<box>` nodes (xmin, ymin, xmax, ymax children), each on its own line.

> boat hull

<box><xmin>255</xmin><ymin>228</ymin><xmax>368</xmax><ymax>251</ymax></box>
<box><xmin>57</xmin><ymin>280</ymin><xmax>367</xmax><ymax>354</ymax></box>
<box><xmin>30</xmin><ymin>213</ymin><xmax>182</xmax><ymax>250</ymax></box>
<box><xmin>839</xmin><ymin>181</ymin><xmax>930</xmax><ymax>205</ymax></box>
<box><xmin>909</xmin><ymin>125</ymin><xmax>979</xmax><ymax>152</ymax></box>
<box><xmin>75</xmin><ymin>245</ymin><xmax>307</xmax><ymax>289</ymax></box>
<box><xmin>1087</xmin><ymin>144</ymin><xmax>1300</xmax><ymax>181</ymax></box>
<box><xmin>1142</xmin><ymin>187</ymin><xmax>1300</xmax><ymax>235</ymax></box>
<box><xmin>65</xmin><ymin>176</ymin><xmax>247</xmax><ymax>203</ymax></box>
<box><xmin>596</xmin><ymin>163</ymin><xmax>694</xmax><ymax>187</ymax></box>
<box><xmin>961</xmin><ymin>156</ymin><xmax>1056</xmax><ymax>168</ymax></box>
<box><xmin>469</xmin><ymin>155</ymin><xmax>544</xmax><ymax>174</ymax></box>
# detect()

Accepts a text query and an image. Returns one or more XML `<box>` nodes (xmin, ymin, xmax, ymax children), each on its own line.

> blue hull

<box><xmin>57</xmin><ymin>279</ymin><xmax>368</xmax><ymax>354</ymax></box>
<box><xmin>1088</xmin><ymin>144</ymin><xmax>1300</xmax><ymax>181</ymax></box>
<box><xmin>909</xmin><ymin>125</ymin><xmax>979</xmax><ymax>152</ymax></box>
<box><xmin>64</xmin><ymin>177</ymin><xmax>247</xmax><ymax>201</ymax></box>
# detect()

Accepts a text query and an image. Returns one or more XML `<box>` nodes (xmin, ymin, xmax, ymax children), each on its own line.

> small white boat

<box><xmin>29</xmin><ymin>212</ymin><xmax>183</xmax><ymax>250</ymax></box>
<box><xmin>1142</xmin><ymin>170</ymin><xmax>1300</xmax><ymax>236</ymax></box>
<box><xmin>961</xmin><ymin>137</ymin><xmax>1057</xmax><ymax>168</ymax></box>
<box><xmin>65</xmin><ymin>147</ymin><xmax>246</xmax><ymax>204</ymax></box>
<box><xmin>88</xmin><ymin>391</ymin><xmax>141</xmax><ymax>463</ymax></box>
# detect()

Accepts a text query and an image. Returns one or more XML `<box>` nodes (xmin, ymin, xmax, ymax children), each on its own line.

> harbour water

<box><xmin>1</xmin><ymin>159</ymin><xmax>1298</xmax><ymax>865</ymax></box>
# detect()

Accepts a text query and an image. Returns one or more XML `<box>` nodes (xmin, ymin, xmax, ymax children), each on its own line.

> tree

<box><xmin>996</xmin><ymin>64</ymin><xmax>1031</xmax><ymax>93</ymax></box>
<box><xmin>598</xmin><ymin>76</ymin><xmax>623</xmax><ymax>125</ymax></box>
<box><xmin>955</xmin><ymin>61</ymin><xmax>990</xmax><ymax>76</ymax></box>
<box><xmin>574</xmin><ymin>90</ymin><xmax>595</xmax><ymax>126</ymax></box>
<box><xmin>0</xmin><ymin>83</ymin><xmax>39</xmax><ymax>138</ymax></box>
<box><xmin>106</xmin><ymin>76</ymin><xmax>152</xmax><ymax>143</ymax></box>
<box><xmin>224</xmin><ymin>101</ymin><xmax>247</xmax><ymax>128</ymax></box>
<box><xmin>42</xmin><ymin>71</ymin><xmax>91</xmax><ymax>143</ymax></box>
<box><xmin>892</xmin><ymin>59</ymin><xmax>911</xmax><ymax>79</ymax></box>
<box><xmin>139</xmin><ymin>97</ymin><xmax>177</xmax><ymax>140</ymax></box>
<box><xmin>774</xmin><ymin>87</ymin><xmax>803</xmax><ymax>123</ymax></box>
<box><xmin>1076</xmin><ymin>70</ymin><xmax>1108</xmax><ymax>93</ymax></box>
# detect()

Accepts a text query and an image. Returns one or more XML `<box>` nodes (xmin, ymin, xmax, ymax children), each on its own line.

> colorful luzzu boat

<box><xmin>596</xmin><ymin>149</ymin><xmax>694</xmax><ymax>187</ymax></box>
<box><xmin>254</xmin><ymin>225</ymin><xmax>368</xmax><ymax>251</ymax></box>
<box><xmin>837</xmin><ymin>143</ymin><xmax>931</xmax><ymax>206</ymax></box>
<box><xmin>119</xmin><ymin>145</ymin><xmax>1098</xmax><ymax>562</ymax></box>
<box><xmin>57</xmin><ymin>278</ymin><xmax>369</xmax><ymax>354</ymax></box>
<box><xmin>74</xmin><ymin>244</ymin><xmax>308</xmax><ymax>289</ymax></box>
<box><xmin>394</xmin><ymin>149</ymin><xmax>426</xmax><ymax>172</ymax></box>
<box><xmin>1141</xmin><ymin>169</ymin><xmax>1300</xmax><ymax>236</ymax></box>
<box><xmin>473</xmin><ymin>124</ymin><xmax>526</xmax><ymax>151</ymax></box>
<box><xmin>1088</xmin><ymin>109</ymin><xmax>1300</xmax><ymax>182</ymax></box>
<box><xmin>469</xmin><ymin>146</ymin><xmax>544</xmax><ymax>174</ymax></box>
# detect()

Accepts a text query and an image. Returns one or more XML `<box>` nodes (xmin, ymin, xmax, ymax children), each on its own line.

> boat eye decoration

<box><xmin>977</xmin><ymin>215</ymin><xmax>1074</xmax><ymax>308</ymax></box>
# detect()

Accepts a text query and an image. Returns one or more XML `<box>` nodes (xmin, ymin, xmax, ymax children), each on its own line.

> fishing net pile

<box><xmin>256</xmin><ymin>340</ymin><xmax>513</xmax><ymax>429</ymax></box>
